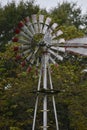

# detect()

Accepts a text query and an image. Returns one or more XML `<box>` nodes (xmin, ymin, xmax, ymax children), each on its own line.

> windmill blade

<box><xmin>26</xmin><ymin>52</ymin><xmax>33</xmax><ymax>62</ymax></box>
<box><xmin>45</xmin><ymin>17</ymin><xmax>52</xmax><ymax>25</ymax></box>
<box><xmin>66</xmin><ymin>37</ymin><xmax>87</xmax><ymax>44</ymax></box>
<box><xmin>82</xmin><ymin>69</ymin><xmax>87</xmax><ymax>72</ymax></box>
<box><xmin>39</xmin><ymin>14</ymin><xmax>44</xmax><ymax>24</ymax></box>
<box><xmin>50</xmin><ymin>46</ymin><xmax>65</xmax><ymax>53</ymax></box>
<box><xmin>66</xmin><ymin>47</ymin><xmax>87</xmax><ymax>56</ymax></box>
<box><xmin>42</xmin><ymin>17</ymin><xmax>52</xmax><ymax>34</ymax></box>
<box><xmin>64</xmin><ymin>37</ymin><xmax>87</xmax><ymax>47</ymax></box>
<box><xmin>32</xmin><ymin>14</ymin><xmax>39</xmax><ymax>33</ymax></box>
<box><xmin>43</xmin><ymin>30</ymin><xmax>52</xmax><ymax>46</ymax></box>
<box><xmin>19</xmin><ymin>45</ymin><xmax>30</xmax><ymax>50</ymax></box>
<box><xmin>15</xmin><ymin>28</ymin><xmax>31</xmax><ymax>40</ymax></box>
<box><xmin>50</xmin><ymin>38</ymin><xmax>65</xmax><ymax>46</ymax></box>
<box><xmin>51</xmin><ymin>23</ymin><xmax>58</xmax><ymax>30</ymax></box>
<box><xmin>33</xmin><ymin>47</ymin><xmax>39</xmax><ymax>56</ymax></box>
<box><xmin>42</xmin><ymin>24</ymin><xmax>48</xmax><ymax>34</ymax></box>
<box><xmin>58</xmin><ymin>37</ymin><xmax>87</xmax><ymax>56</ymax></box>
<box><xmin>21</xmin><ymin>52</ymin><xmax>33</xmax><ymax>67</ymax></box>
<box><xmin>49</xmin><ymin>23</ymin><xmax>58</xmax><ymax>34</ymax></box>
<box><xmin>22</xmin><ymin>49</ymin><xmax>31</xmax><ymax>56</ymax></box>
<box><xmin>39</xmin><ymin>15</ymin><xmax>44</xmax><ymax>33</ymax></box>
<box><xmin>52</xmin><ymin>39</ymin><xmax>65</xmax><ymax>44</ymax></box>
<box><xmin>18</xmin><ymin>21</ymin><xmax>33</xmax><ymax>37</ymax></box>
<box><xmin>49</xmin><ymin>56</ymin><xmax>57</xmax><ymax>64</ymax></box>
<box><xmin>12</xmin><ymin>37</ymin><xmax>31</xmax><ymax>45</ymax></box>
<box><xmin>30</xmin><ymin>56</ymin><xmax>35</xmax><ymax>64</ymax></box>
<box><xmin>16</xmin><ymin>49</ymin><xmax>31</xmax><ymax>60</ymax></box>
<box><xmin>52</xmin><ymin>30</ymin><xmax>63</xmax><ymax>39</ymax></box>
<box><xmin>26</xmin><ymin>65</ymin><xmax>32</xmax><ymax>73</ymax></box>
<box><xmin>26</xmin><ymin>47</ymin><xmax>39</xmax><ymax>63</ymax></box>
<box><xmin>36</xmin><ymin>58</ymin><xmax>39</xmax><ymax>67</ymax></box>
<box><xmin>29</xmin><ymin>47</ymin><xmax>39</xmax><ymax>65</ymax></box>
<box><xmin>57</xmin><ymin>38</ymin><xmax>65</xmax><ymax>44</ymax></box>
<box><xmin>48</xmin><ymin>49</ymin><xmax>63</xmax><ymax>61</ymax></box>
<box><xmin>24</xmin><ymin>16</ymin><xmax>35</xmax><ymax>35</ymax></box>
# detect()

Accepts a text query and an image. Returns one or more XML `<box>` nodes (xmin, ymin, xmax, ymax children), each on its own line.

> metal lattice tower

<box><xmin>12</xmin><ymin>14</ymin><xmax>87</xmax><ymax>130</ymax></box>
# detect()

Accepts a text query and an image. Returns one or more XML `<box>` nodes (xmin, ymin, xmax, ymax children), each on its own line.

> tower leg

<box><xmin>52</xmin><ymin>96</ymin><xmax>59</xmax><ymax>130</ymax></box>
<box><xmin>48</xmin><ymin>66</ymin><xmax>59</xmax><ymax>130</ymax></box>
<box><xmin>43</xmin><ymin>54</ymin><xmax>48</xmax><ymax>130</ymax></box>
<box><xmin>32</xmin><ymin>65</ymin><xmax>42</xmax><ymax>130</ymax></box>
<box><xmin>32</xmin><ymin>96</ymin><xmax>39</xmax><ymax>130</ymax></box>
<box><xmin>43</xmin><ymin>95</ymin><xmax>47</xmax><ymax>130</ymax></box>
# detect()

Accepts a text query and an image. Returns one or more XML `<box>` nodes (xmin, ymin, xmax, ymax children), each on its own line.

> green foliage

<box><xmin>0</xmin><ymin>0</ymin><xmax>40</xmax><ymax>44</ymax></box>
<box><xmin>50</xmin><ymin>2</ymin><xmax>84</xmax><ymax>29</ymax></box>
<box><xmin>60</xmin><ymin>25</ymin><xmax>84</xmax><ymax>40</ymax></box>
<box><xmin>10</xmin><ymin>127</ymin><xmax>21</xmax><ymax>130</ymax></box>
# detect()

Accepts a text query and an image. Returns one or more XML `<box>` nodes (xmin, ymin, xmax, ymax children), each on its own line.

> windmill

<box><xmin>12</xmin><ymin>14</ymin><xmax>87</xmax><ymax>130</ymax></box>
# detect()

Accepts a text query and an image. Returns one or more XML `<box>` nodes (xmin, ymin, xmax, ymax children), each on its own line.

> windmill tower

<box><xmin>12</xmin><ymin>14</ymin><xmax>87</xmax><ymax>130</ymax></box>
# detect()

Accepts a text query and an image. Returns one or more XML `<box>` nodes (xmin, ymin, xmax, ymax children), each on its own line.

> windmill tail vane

<box><xmin>12</xmin><ymin>14</ymin><xmax>87</xmax><ymax>130</ymax></box>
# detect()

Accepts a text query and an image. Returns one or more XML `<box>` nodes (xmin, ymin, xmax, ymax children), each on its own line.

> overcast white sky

<box><xmin>0</xmin><ymin>0</ymin><xmax>87</xmax><ymax>14</ymax></box>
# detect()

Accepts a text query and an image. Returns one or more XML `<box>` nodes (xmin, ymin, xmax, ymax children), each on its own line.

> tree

<box><xmin>0</xmin><ymin>43</ymin><xmax>38</xmax><ymax>130</ymax></box>
<box><xmin>0</xmin><ymin>0</ymin><xmax>40</xmax><ymax>45</ymax></box>
<box><xmin>50</xmin><ymin>2</ymin><xmax>83</xmax><ymax>29</ymax></box>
